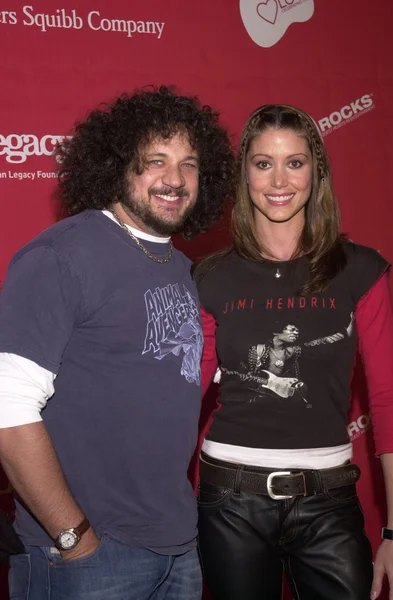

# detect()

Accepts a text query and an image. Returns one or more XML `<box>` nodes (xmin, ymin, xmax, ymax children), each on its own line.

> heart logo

<box><xmin>241</xmin><ymin>0</ymin><xmax>315</xmax><ymax>48</ymax></box>
<box><xmin>257</xmin><ymin>0</ymin><xmax>278</xmax><ymax>25</ymax></box>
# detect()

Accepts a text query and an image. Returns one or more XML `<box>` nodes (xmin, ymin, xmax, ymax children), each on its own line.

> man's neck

<box><xmin>102</xmin><ymin>209</ymin><xmax>170</xmax><ymax>243</ymax></box>
<box><xmin>272</xmin><ymin>338</ymin><xmax>285</xmax><ymax>350</ymax></box>
<box><xmin>111</xmin><ymin>203</ymin><xmax>170</xmax><ymax>240</ymax></box>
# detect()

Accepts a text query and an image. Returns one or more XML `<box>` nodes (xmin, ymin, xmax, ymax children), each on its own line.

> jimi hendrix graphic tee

<box><xmin>197</xmin><ymin>242</ymin><xmax>388</xmax><ymax>450</ymax></box>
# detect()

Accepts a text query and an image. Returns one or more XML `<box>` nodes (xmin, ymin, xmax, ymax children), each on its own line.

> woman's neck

<box><xmin>255</xmin><ymin>217</ymin><xmax>304</xmax><ymax>261</ymax></box>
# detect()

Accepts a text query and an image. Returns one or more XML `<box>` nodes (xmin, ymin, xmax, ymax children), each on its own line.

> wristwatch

<box><xmin>381</xmin><ymin>527</ymin><xmax>393</xmax><ymax>540</ymax></box>
<box><xmin>55</xmin><ymin>517</ymin><xmax>90</xmax><ymax>551</ymax></box>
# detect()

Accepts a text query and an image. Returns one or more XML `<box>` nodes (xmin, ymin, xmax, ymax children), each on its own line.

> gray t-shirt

<box><xmin>0</xmin><ymin>210</ymin><xmax>203</xmax><ymax>554</ymax></box>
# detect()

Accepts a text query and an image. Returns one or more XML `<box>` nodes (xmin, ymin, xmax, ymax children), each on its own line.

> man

<box><xmin>0</xmin><ymin>86</ymin><xmax>234</xmax><ymax>600</ymax></box>
<box><xmin>257</xmin><ymin>324</ymin><xmax>301</xmax><ymax>375</ymax></box>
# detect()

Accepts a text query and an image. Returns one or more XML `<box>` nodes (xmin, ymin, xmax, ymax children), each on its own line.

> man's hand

<box><xmin>371</xmin><ymin>540</ymin><xmax>393</xmax><ymax>599</ymax></box>
<box><xmin>60</xmin><ymin>528</ymin><xmax>101</xmax><ymax>562</ymax></box>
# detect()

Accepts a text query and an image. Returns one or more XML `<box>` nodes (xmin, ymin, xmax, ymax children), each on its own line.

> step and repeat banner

<box><xmin>0</xmin><ymin>0</ymin><xmax>392</xmax><ymax>597</ymax></box>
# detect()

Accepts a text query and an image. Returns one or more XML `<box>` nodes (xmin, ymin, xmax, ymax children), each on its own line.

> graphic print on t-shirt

<box><xmin>197</xmin><ymin>244</ymin><xmax>388</xmax><ymax>448</ymax></box>
<box><xmin>221</xmin><ymin>313</ymin><xmax>355</xmax><ymax>407</ymax></box>
<box><xmin>142</xmin><ymin>283</ymin><xmax>203</xmax><ymax>385</ymax></box>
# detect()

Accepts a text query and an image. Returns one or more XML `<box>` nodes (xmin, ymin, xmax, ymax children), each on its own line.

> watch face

<box><xmin>59</xmin><ymin>531</ymin><xmax>78</xmax><ymax>549</ymax></box>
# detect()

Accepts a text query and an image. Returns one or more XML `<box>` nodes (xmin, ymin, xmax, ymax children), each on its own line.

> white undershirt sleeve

<box><xmin>0</xmin><ymin>353</ymin><xmax>56</xmax><ymax>428</ymax></box>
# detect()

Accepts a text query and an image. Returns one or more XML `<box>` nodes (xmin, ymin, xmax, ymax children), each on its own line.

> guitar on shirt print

<box><xmin>221</xmin><ymin>367</ymin><xmax>308</xmax><ymax>403</ymax></box>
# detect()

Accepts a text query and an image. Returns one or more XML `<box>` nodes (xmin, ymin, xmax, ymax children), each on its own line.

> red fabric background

<box><xmin>1</xmin><ymin>1</ymin><xmax>392</xmax><ymax>597</ymax></box>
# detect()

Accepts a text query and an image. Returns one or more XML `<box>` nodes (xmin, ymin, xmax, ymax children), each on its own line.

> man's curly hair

<box><xmin>57</xmin><ymin>85</ymin><xmax>234</xmax><ymax>239</ymax></box>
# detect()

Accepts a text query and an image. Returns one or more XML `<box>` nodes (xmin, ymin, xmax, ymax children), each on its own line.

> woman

<box><xmin>195</xmin><ymin>104</ymin><xmax>393</xmax><ymax>600</ymax></box>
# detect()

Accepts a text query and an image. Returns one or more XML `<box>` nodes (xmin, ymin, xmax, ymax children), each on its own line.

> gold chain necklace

<box><xmin>110</xmin><ymin>209</ymin><xmax>173</xmax><ymax>264</ymax></box>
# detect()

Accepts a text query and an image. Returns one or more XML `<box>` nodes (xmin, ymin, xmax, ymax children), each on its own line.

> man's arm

<box><xmin>0</xmin><ymin>248</ymin><xmax>100</xmax><ymax>558</ymax></box>
<box><xmin>0</xmin><ymin>422</ymin><xmax>99</xmax><ymax>560</ymax></box>
<box><xmin>0</xmin><ymin>354</ymin><xmax>99</xmax><ymax>560</ymax></box>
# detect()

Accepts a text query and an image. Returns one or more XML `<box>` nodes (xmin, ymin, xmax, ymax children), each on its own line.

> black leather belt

<box><xmin>200</xmin><ymin>452</ymin><xmax>360</xmax><ymax>499</ymax></box>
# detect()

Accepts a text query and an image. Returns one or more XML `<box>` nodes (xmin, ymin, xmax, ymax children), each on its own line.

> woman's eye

<box><xmin>256</xmin><ymin>161</ymin><xmax>269</xmax><ymax>169</ymax></box>
<box><xmin>289</xmin><ymin>160</ymin><xmax>302</xmax><ymax>168</ymax></box>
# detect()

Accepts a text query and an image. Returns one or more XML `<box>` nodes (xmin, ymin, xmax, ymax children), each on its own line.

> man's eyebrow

<box><xmin>147</xmin><ymin>152</ymin><xmax>199</xmax><ymax>162</ymax></box>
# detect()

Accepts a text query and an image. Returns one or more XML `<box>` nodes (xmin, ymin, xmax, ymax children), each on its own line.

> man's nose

<box><xmin>162</xmin><ymin>165</ymin><xmax>185</xmax><ymax>189</ymax></box>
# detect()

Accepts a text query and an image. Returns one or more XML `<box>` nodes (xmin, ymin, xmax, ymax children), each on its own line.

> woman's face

<box><xmin>246</xmin><ymin>127</ymin><xmax>313</xmax><ymax>228</ymax></box>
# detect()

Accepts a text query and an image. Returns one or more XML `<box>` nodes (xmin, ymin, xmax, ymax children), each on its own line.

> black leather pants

<box><xmin>198</xmin><ymin>461</ymin><xmax>373</xmax><ymax>600</ymax></box>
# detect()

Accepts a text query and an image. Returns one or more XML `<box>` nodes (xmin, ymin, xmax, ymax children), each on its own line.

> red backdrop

<box><xmin>1</xmin><ymin>1</ymin><xmax>392</xmax><ymax>597</ymax></box>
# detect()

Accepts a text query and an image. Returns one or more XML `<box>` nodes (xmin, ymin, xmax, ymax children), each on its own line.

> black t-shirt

<box><xmin>197</xmin><ymin>241</ymin><xmax>388</xmax><ymax>449</ymax></box>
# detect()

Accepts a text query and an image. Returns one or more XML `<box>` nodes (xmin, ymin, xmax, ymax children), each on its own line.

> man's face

<box><xmin>278</xmin><ymin>325</ymin><xmax>299</xmax><ymax>343</ymax></box>
<box><xmin>121</xmin><ymin>133</ymin><xmax>199</xmax><ymax>236</ymax></box>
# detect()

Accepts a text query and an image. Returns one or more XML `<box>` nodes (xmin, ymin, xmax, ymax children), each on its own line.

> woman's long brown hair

<box><xmin>196</xmin><ymin>104</ymin><xmax>346</xmax><ymax>294</ymax></box>
<box><xmin>233</xmin><ymin>104</ymin><xmax>345</xmax><ymax>294</ymax></box>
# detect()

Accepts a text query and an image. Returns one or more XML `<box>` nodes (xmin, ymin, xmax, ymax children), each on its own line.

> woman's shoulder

<box><xmin>341</xmin><ymin>239</ymin><xmax>387</xmax><ymax>262</ymax></box>
<box><xmin>193</xmin><ymin>248</ymin><xmax>238</xmax><ymax>311</ymax></box>
<box><xmin>341</xmin><ymin>239</ymin><xmax>389</xmax><ymax>274</ymax></box>
<box><xmin>193</xmin><ymin>247</ymin><xmax>237</xmax><ymax>285</ymax></box>
<box><xmin>340</xmin><ymin>239</ymin><xmax>390</xmax><ymax>301</ymax></box>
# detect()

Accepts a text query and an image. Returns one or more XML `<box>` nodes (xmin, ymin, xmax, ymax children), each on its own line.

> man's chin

<box><xmin>122</xmin><ymin>199</ymin><xmax>194</xmax><ymax>236</ymax></box>
<box><xmin>150</xmin><ymin>208</ymin><xmax>195</xmax><ymax>235</ymax></box>
<box><xmin>148</xmin><ymin>216</ymin><xmax>186</xmax><ymax>236</ymax></box>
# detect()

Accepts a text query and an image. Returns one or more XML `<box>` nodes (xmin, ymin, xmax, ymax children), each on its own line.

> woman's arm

<box><xmin>200</xmin><ymin>305</ymin><xmax>218</xmax><ymax>396</ymax></box>
<box><xmin>356</xmin><ymin>273</ymin><xmax>393</xmax><ymax>599</ymax></box>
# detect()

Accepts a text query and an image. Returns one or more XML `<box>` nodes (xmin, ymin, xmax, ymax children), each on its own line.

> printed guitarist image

<box><xmin>219</xmin><ymin>315</ymin><xmax>354</xmax><ymax>406</ymax></box>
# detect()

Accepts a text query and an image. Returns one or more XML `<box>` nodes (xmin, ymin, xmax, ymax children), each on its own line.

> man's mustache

<box><xmin>149</xmin><ymin>187</ymin><xmax>189</xmax><ymax>198</ymax></box>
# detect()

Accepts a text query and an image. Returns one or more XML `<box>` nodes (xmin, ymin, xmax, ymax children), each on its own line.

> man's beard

<box><xmin>119</xmin><ymin>184</ymin><xmax>196</xmax><ymax>236</ymax></box>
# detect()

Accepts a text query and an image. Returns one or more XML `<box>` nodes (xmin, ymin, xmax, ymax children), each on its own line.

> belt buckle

<box><xmin>266</xmin><ymin>471</ymin><xmax>293</xmax><ymax>500</ymax></box>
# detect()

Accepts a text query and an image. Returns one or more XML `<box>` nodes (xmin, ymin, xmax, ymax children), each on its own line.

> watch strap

<box><xmin>75</xmin><ymin>517</ymin><xmax>90</xmax><ymax>537</ymax></box>
<box><xmin>381</xmin><ymin>527</ymin><xmax>393</xmax><ymax>540</ymax></box>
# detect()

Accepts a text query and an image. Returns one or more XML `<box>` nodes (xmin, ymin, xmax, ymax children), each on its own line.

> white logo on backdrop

<box><xmin>347</xmin><ymin>414</ymin><xmax>371</xmax><ymax>442</ymax></box>
<box><xmin>240</xmin><ymin>0</ymin><xmax>314</xmax><ymax>48</ymax></box>
<box><xmin>0</xmin><ymin>134</ymin><xmax>71</xmax><ymax>181</ymax></box>
<box><xmin>0</xmin><ymin>6</ymin><xmax>165</xmax><ymax>39</ymax></box>
<box><xmin>0</xmin><ymin>134</ymin><xmax>71</xmax><ymax>164</ymax></box>
<box><xmin>317</xmin><ymin>95</ymin><xmax>375</xmax><ymax>136</ymax></box>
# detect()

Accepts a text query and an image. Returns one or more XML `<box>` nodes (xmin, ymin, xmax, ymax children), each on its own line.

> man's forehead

<box><xmin>144</xmin><ymin>132</ymin><xmax>197</xmax><ymax>155</ymax></box>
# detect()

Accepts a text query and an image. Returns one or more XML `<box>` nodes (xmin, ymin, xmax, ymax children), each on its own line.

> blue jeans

<box><xmin>9</xmin><ymin>535</ymin><xmax>202</xmax><ymax>600</ymax></box>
